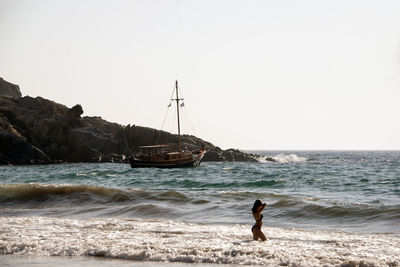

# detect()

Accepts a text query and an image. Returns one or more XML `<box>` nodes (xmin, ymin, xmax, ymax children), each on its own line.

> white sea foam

<box><xmin>0</xmin><ymin>216</ymin><xmax>398</xmax><ymax>266</ymax></box>
<box><xmin>260</xmin><ymin>153</ymin><xmax>308</xmax><ymax>163</ymax></box>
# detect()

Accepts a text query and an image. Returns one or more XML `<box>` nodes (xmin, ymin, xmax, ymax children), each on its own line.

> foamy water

<box><xmin>258</xmin><ymin>153</ymin><xmax>308</xmax><ymax>163</ymax></box>
<box><xmin>0</xmin><ymin>216</ymin><xmax>399</xmax><ymax>266</ymax></box>
<box><xmin>272</xmin><ymin>153</ymin><xmax>308</xmax><ymax>163</ymax></box>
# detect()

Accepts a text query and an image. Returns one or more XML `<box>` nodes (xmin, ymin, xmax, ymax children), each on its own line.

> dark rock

<box><xmin>222</xmin><ymin>149</ymin><xmax>259</xmax><ymax>162</ymax></box>
<box><xmin>70</xmin><ymin>104</ymin><xmax>83</xmax><ymax>117</ymax></box>
<box><xmin>44</xmin><ymin>143</ymin><xmax>60</xmax><ymax>158</ymax></box>
<box><xmin>203</xmin><ymin>151</ymin><xmax>224</xmax><ymax>162</ymax></box>
<box><xmin>0</xmin><ymin>114</ymin><xmax>50</xmax><ymax>164</ymax></box>
<box><xmin>67</xmin><ymin>104</ymin><xmax>83</xmax><ymax>127</ymax></box>
<box><xmin>100</xmin><ymin>153</ymin><xmax>126</xmax><ymax>163</ymax></box>
<box><xmin>59</xmin><ymin>145</ymin><xmax>70</xmax><ymax>158</ymax></box>
<box><xmin>0</xmin><ymin>77</ymin><xmax>22</xmax><ymax>98</ymax></box>
<box><xmin>68</xmin><ymin>145</ymin><xmax>102</xmax><ymax>163</ymax></box>
<box><xmin>203</xmin><ymin>148</ymin><xmax>260</xmax><ymax>162</ymax></box>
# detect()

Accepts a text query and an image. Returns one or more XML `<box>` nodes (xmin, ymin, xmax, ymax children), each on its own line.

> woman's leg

<box><xmin>253</xmin><ymin>227</ymin><xmax>267</xmax><ymax>241</ymax></box>
<box><xmin>252</xmin><ymin>227</ymin><xmax>259</xmax><ymax>240</ymax></box>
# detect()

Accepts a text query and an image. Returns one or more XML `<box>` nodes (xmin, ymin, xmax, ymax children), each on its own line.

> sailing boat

<box><xmin>129</xmin><ymin>81</ymin><xmax>206</xmax><ymax>168</ymax></box>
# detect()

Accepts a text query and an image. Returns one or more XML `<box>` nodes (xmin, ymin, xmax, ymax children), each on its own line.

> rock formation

<box><xmin>0</xmin><ymin>77</ymin><xmax>260</xmax><ymax>165</ymax></box>
<box><xmin>0</xmin><ymin>78</ymin><xmax>22</xmax><ymax>98</ymax></box>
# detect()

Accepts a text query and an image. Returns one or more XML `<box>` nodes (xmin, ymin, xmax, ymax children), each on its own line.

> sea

<box><xmin>0</xmin><ymin>151</ymin><xmax>399</xmax><ymax>266</ymax></box>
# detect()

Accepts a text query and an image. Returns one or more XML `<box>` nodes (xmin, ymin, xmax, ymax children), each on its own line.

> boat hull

<box><xmin>130</xmin><ymin>156</ymin><xmax>203</xmax><ymax>168</ymax></box>
<box><xmin>130</xmin><ymin>150</ymin><xmax>205</xmax><ymax>168</ymax></box>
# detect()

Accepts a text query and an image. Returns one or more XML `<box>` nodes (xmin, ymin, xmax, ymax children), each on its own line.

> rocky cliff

<box><xmin>0</xmin><ymin>77</ymin><xmax>260</xmax><ymax>165</ymax></box>
<box><xmin>0</xmin><ymin>78</ymin><xmax>22</xmax><ymax>98</ymax></box>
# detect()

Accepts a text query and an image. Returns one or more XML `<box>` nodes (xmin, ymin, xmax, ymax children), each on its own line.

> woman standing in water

<box><xmin>252</xmin><ymin>199</ymin><xmax>267</xmax><ymax>241</ymax></box>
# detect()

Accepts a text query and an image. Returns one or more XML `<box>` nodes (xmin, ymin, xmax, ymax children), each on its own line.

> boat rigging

<box><xmin>129</xmin><ymin>81</ymin><xmax>206</xmax><ymax>168</ymax></box>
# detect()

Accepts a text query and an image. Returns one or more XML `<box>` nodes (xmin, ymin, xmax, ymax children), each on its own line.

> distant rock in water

<box><xmin>202</xmin><ymin>148</ymin><xmax>259</xmax><ymax>162</ymax></box>
<box><xmin>265</xmin><ymin>157</ymin><xmax>277</xmax><ymax>162</ymax></box>
<box><xmin>0</xmin><ymin>77</ymin><xmax>22</xmax><ymax>98</ymax></box>
<box><xmin>0</xmin><ymin>77</ymin><xmax>260</xmax><ymax>165</ymax></box>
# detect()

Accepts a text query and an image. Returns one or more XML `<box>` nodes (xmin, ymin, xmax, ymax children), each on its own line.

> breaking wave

<box><xmin>1</xmin><ymin>183</ymin><xmax>398</xmax><ymax>230</ymax></box>
<box><xmin>262</xmin><ymin>153</ymin><xmax>308</xmax><ymax>163</ymax></box>
<box><xmin>0</xmin><ymin>216</ymin><xmax>398</xmax><ymax>266</ymax></box>
<box><xmin>0</xmin><ymin>183</ymin><xmax>136</xmax><ymax>204</ymax></box>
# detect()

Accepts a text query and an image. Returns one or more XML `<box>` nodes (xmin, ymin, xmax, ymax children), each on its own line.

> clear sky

<box><xmin>1</xmin><ymin>0</ymin><xmax>399</xmax><ymax>150</ymax></box>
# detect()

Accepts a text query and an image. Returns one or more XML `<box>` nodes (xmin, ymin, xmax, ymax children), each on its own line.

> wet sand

<box><xmin>0</xmin><ymin>255</ymin><xmax>242</xmax><ymax>267</ymax></box>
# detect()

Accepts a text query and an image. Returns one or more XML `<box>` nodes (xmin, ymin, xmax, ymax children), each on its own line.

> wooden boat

<box><xmin>130</xmin><ymin>81</ymin><xmax>206</xmax><ymax>168</ymax></box>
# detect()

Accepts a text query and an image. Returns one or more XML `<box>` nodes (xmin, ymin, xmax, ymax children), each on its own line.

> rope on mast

<box><xmin>161</xmin><ymin>85</ymin><xmax>177</xmax><ymax>130</ymax></box>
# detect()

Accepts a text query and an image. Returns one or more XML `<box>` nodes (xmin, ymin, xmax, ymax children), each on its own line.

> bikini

<box><xmin>251</xmin><ymin>214</ymin><xmax>263</xmax><ymax>231</ymax></box>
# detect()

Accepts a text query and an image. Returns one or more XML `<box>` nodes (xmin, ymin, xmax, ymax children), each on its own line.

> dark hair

<box><xmin>252</xmin><ymin>199</ymin><xmax>262</xmax><ymax>213</ymax></box>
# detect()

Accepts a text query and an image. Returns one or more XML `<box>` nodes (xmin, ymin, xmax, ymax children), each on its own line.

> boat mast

<box><xmin>174</xmin><ymin>80</ymin><xmax>182</xmax><ymax>152</ymax></box>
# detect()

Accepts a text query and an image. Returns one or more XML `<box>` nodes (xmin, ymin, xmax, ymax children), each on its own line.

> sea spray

<box><xmin>271</xmin><ymin>153</ymin><xmax>308</xmax><ymax>163</ymax></box>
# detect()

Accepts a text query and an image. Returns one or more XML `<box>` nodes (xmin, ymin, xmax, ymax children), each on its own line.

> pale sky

<box><xmin>1</xmin><ymin>0</ymin><xmax>399</xmax><ymax>150</ymax></box>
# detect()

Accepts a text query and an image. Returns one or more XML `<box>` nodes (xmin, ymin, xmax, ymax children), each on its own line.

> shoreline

<box><xmin>0</xmin><ymin>255</ymin><xmax>242</xmax><ymax>267</ymax></box>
